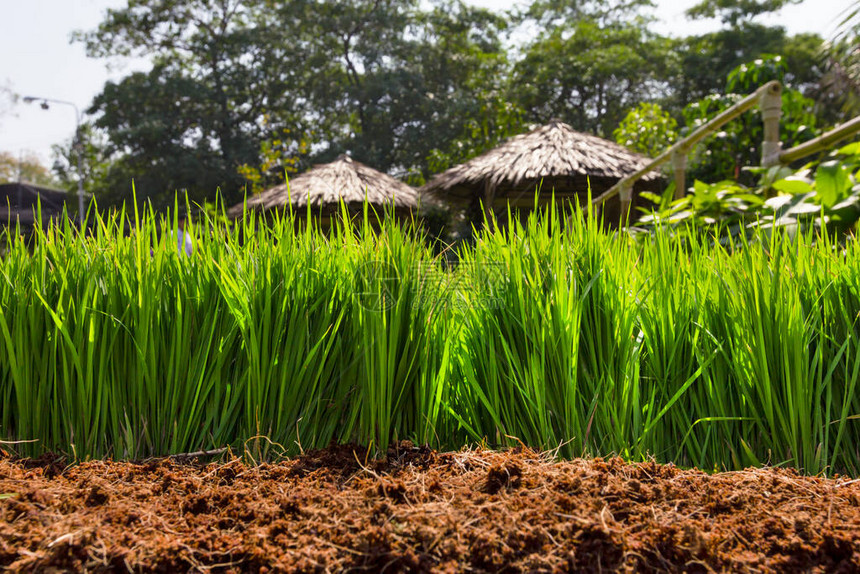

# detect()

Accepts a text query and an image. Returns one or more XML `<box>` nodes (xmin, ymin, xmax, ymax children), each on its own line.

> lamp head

<box><xmin>22</xmin><ymin>96</ymin><xmax>49</xmax><ymax>110</ymax></box>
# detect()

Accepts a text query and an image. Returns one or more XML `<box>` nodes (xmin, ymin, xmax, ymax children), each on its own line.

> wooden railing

<box><xmin>591</xmin><ymin>81</ymin><xmax>860</xmax><ymax>222</ymax></box>
<box><xmin>778</xmin><ymin>116</ymin><xmax>860</xmax><ymax>164</ymax></box>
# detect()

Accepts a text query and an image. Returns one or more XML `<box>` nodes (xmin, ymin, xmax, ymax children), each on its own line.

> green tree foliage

<box><xmin>613</xmin><ymin>102</ymin><xmax>678</xmax><ymax>159</ymax></box>
<box><xmin>235</xmin><ymin>128</ymin><xmax>313</xmax><ymax>195</ymax></box>
<box><xmin>669</xmin><ymin>0</ymin><xmax>820</xmax><ymax>110</ymax></box>
<box><xmin>425</xmin><ymin>101</ymin><xmax>524</xmax><ymax>180</ymax></box>
<box><xmin>673</xmin><ymin>26</ymin><xmax>823</xmax><ymax>107</ymax></box>
<box><xmin>819</xmin><ymin>1</ymin><xmax>860</xmax><ymax>122</ymax></box>
<box><xmin>0</xmin><ymin>152</ymin><xmax>58</xmax><ymax>187</ymax></box>
<box><xmin>512</xmin><ymin>19</ymin><xmax>675</xmax><ymax>136</ymax></box>
<box><xmin>260</xmin><ymin>0</ymin><xmax>421</xmax><ymax>168</ymax></box>
<box><xmin>51</xmin><ymin>123</ymin><xmax>121</xmax><ymax>204</ymax></box>
<box><xmin>518</xmin><ymin>0</ymin><xmax>656</xmax><ymax>27</ymax></box>
<box><xmin>266</xmin><ymin>0</ymin><xmax>513</xmax><ymax>181</ymax></box>
<box><xmin>682</xmin><ymin>55</ymin><xmax>818</xmax><ymax>185</ymax></box>
<box><xmin>76</xmin><ymin>0</ymin><xmax>323</xmax><ymax>206</ymax></box>
<box><xmin>76</xmin><ymin>0</ymin><xmax>514</xmax><ymax>203</ymax></box>
<box><xmin>90</xmin><ymin>66</ymin><xmax>258</xmax><ymax>205</ymax></box>
<box><xmin>685</xmin><ymin>0</ymin><xmax>800</xmax><ymax>26</ymax></box>
<box><xmin>73</xmin><ymin>0</ymin><xmax>848</xmax><ymax>209</ymax></box>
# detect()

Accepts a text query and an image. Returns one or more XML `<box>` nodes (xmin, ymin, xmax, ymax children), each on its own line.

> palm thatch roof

<box><xmin>421</xmin><ymin>119</ymin><xmax>659</xmax><ymax>200</ymax></box>
<box><xmin>229</xmin><ymin>154</ymin><xmax>419</xmax><ymax>217</ymax></box>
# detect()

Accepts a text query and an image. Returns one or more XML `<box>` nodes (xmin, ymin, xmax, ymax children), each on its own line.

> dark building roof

<box><xmin>0</xmin><ymin>182</ymin><xmax>71</xmax><ymax>226</ymax></box>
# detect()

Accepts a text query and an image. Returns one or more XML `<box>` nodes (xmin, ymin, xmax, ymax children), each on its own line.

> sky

<box><xmin>0</xmin><ymin>0</ymin><xmax>853</xmax><ymax>166</ymax></box>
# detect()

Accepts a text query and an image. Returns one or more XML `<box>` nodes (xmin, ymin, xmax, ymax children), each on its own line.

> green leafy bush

<box><xmin>614</xmin><ymin>102</ymin><xmax>679</xmax><ymax>159</ymax></box>
<box><xmin>637</xmin><ymin>140</ymin><xmax>860</xmax><ymax>238</ymax></box>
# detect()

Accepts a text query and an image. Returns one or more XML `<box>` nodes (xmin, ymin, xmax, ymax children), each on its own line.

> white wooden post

<box><xmin>672</xmin><ymin>149</ymin><xmax>687</xmax><ymax>200</ymax></box>
<box><xmin>619</xmin><ymin>181</ymin><xmax>633</xmax><ymax>226</ymax></box>
<box><xmin>760</xmin><ymin>82</ymin><xmax>783</xmax><ymax>167</ymax></box>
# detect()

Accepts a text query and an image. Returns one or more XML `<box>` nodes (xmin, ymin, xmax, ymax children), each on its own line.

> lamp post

<box><xmin>23</xmin><ymin>96</ymin><xmax>86</xmax><ymax>227</ymax></box>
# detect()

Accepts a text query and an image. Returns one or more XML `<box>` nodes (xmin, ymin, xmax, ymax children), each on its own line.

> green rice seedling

<box><xmin>702</xmin><ymin>233</ymin><xmax>826</xmax><ymax>472</ymax></box>
<box><xmin>2</xmin><ymin>192</ymin><xmax>860</xmax><ymax>474</ymax></box>
<box><xmin>217</xmin><ymin>210</ymin><xmax>351</xmax><ymax>458</ymax></box>
<box><xmin>666</xmin><ymin>226</ymin><xmax>860</xmax><ymax>474</ymax></box>
<box><xmin>564</xmin><ymin>204</ymin><xmax>644</xmax><ymax>457</ymax></box>
<box><xmin>336</xmin><ymin>203</ymin><xmax>453</xmax><ymax>452</ymax></box>
<box><xmin>770</xmin><ymin>229</ymin><xmax>860</xmax><ymax>475</ymax></box>
<box><xmin>453</xmin><ymin>201</ymin><xmax>591</xmax><ymax>457</ymax></box>
<box><xmin>819</xmin><ymin>242</ymin><xmax>860</xmax><ymax>475</ymax></box>
<box><xmin>633</xmin><ymin>229</ymin><xmax>719</xmax><ymax>465</ymax></box>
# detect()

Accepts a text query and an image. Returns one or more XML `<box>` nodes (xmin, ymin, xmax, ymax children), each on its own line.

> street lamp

<box><xmin>23</xmin><ymin>96</ymin><xmax>86</xmax><ymax>227</ymax></box>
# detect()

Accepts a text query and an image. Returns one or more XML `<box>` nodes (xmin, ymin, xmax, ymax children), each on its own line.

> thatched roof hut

<box><xmin>420</xmin><ymin>120</ymin><xmax>660</xmax><ymax>224</ymax></box>
<box><xmin>229</xmin><ymin>155</ymin><xmax>420</xmax><ymax>223</ymax></box>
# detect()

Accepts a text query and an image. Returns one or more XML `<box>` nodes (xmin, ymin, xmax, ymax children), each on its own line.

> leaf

<box><xmin>639</xmin><ymin>191</ymin><xmax>663</xmax><ymax>205</ymax></box>
<box><xmin>666</xmin><ymin>210</ymin><xmax>694</xmax><ymax>223</ymax></box>
<box><xmin>765</xmin><ymin>192</ymin><xmax>817</xmax><ymax>219</ymax></box>
<box><xmin>772</xmin><ymin>176</ymin><xmax>813</xmax><ymax>194</ymax></box>
<box><xmin>831</xmin><ymin>193</ymin><xmax>860</xmax><ymax>212</ymax></box>
<box><xmin>829</xmin><ymin>193</ymin><xmax>860</xmax><ymax>224</ymax></box>
<box><xmin>815</xmin><ymin>160</ymin><xmax>851</xmax><ymax>208</ymax></box>
<box><xmin>764</xmin><ymin>195</ymin><xmax>794</xmax><ymax>210</ymax></box>
<box><xmin>731</xmin><ymin>194</ymin><xmax>766</xmax><ymax>206</ymax></box>
<box><xmin>747</xmin><ymin>165</ymin><xmax>794</xmax><ymax>186</ymax></box>
<box><xmin>838</xmin><ymin>142</ymin><xmax>860</xmax><ymax>156</ymax></box>
<box><xmin>783</xmin><ymin>202</ymin><xmax>822</xmax><ymax>217</ymax></box>
<box><xmin>693</xmin><ymin>180</ymin><xmax>711</xmax><ymax>195</ymax></box>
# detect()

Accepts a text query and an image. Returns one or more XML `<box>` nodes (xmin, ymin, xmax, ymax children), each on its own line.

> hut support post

<box><xmin>760</xmin><ymin>82</ymin><xmax>783</xmax><ymax>167</ymax></box>
<box><xmin>672</xmin><ymin>150</ymin><xmax>687</xmax><ymax>200</ymax></box>
<box><xmin>483</xmin><ymin>180</ymin><xmax>496</xmax><ymax>226</ymax></box>
<box><xmin>619</xmin><ymin>181</ymin><xmax>633</xmax><ymax>226</ymax></box>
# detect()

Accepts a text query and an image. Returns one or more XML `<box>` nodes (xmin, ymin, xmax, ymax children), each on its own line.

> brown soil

<box><xmin>1</xmin><ymin>443</ymin><xmax>859</xmax><ymax>573</ymax></box>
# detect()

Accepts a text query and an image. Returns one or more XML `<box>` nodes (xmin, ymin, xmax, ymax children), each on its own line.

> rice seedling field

<box><xmin>1</xmin><ymin>204</ymin><xmax>860</xmax><ymax>571</ymax></box>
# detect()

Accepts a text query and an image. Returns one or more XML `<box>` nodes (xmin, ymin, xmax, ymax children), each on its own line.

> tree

<box><xmin>426</xmin><ymin>100</ymin><xmax>524</xmax><ymax>180</ymax></box>
<box><xmin>682</xmin><ymin>55</ymin><xmax>818</xmax><ymax>185</ymax></box>
<box><xmin>511</xmin><ymin>18</ymin><xmax>675</xmax><ymax>136</ymax></box>
<box><xmin>362</xmin><ymin>0</ymin><xmax>515</xmax><ymax>181</ymax></box>
<box><xmin>77</xmin><ymin>0</ymin><xmax>516</xmax><ymax>202</ymax></box>
<box><xmin>0</xmin><ymin>152</ymin><xmax>58</xmax><ymax>187</ymax></box>
<box><xmin>76</xmin><ymin>0</ymin><xmax>312</xmax><ymax>206</ymax></box>
<box><xmin>262</xmin><ymin>0</ymin><xmax>513</xmax><ymax>180</ymax></box>
<box><xmin>88</xmin><ymin>64</ymin><xmax>259</xmax><ymax>206</ymax></box>
<box><xmin>518</xmin><ymin>0</ymin><xmax>656</xmax><ymax>27</ymax></box>
<box><xmin>672</xmin><ymin>26</ymin><xmax>823</xmax><ymax>107</ymax></box>
<box><xmin>235</xmin><ymin>126</ymin><xmax>313</xmax><ymax>195</ymax></box>
<box><xmin>671</xmin><ymin>0</ymin><xmax>824</xmax><ymax>111</ymax></box>
<box><xmin>613</xmin><ymin>102</ymin><xmax>678</xmax><ymax>158</ymax></box>
<box><xmin>685</xmin><ymin>0</ymin><xmax>800</xmax><ymax>27</ymax></box>
<box><xmin>51</xmin><ymin>123</ymin><xmax>124</xmax><ymax>205</ymax></box>
<box><xmin>818</xmin><ymin>1</ymin><xmax>860</xmax><ymax>122</ymax></box>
